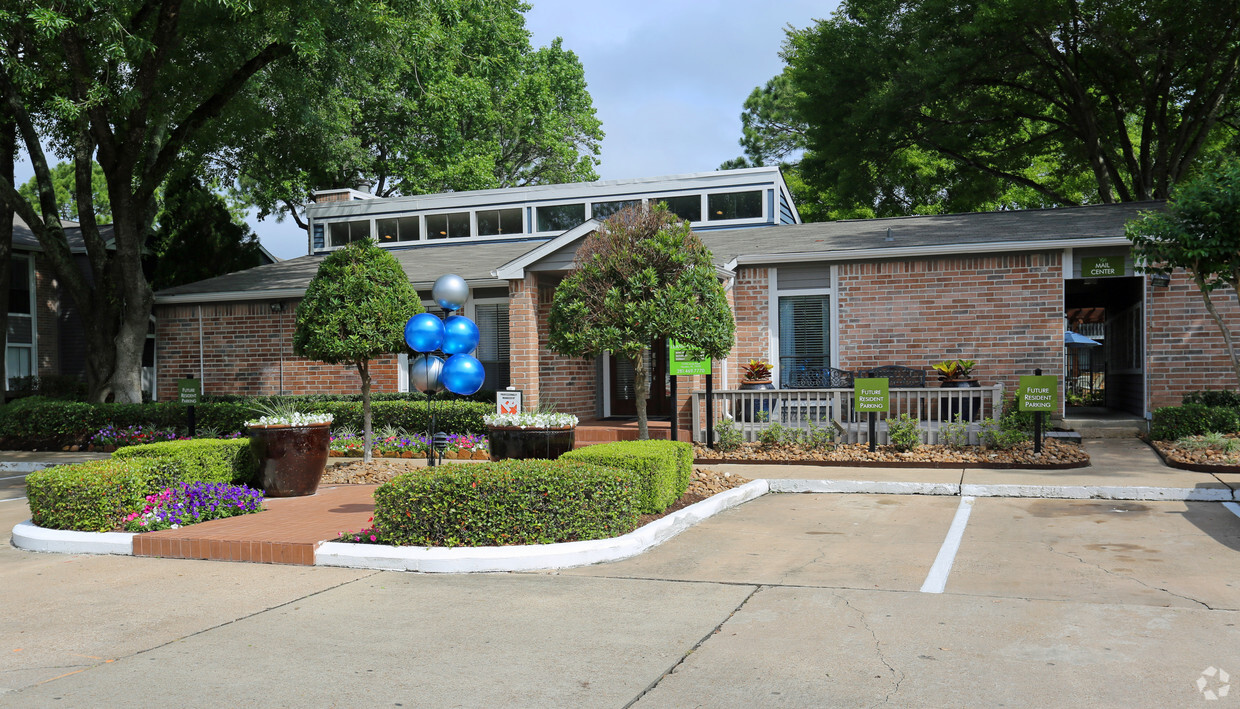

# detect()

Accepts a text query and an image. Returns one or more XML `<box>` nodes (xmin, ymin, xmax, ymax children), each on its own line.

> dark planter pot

<box><xmin>488</xmin><ymin>426</ymin><xmax>576</xmax><ymax>461</ymax></box>
<box><xmin>248</xmin><ymin>422</ymin><xmax>331</xmax><ymax>497</ymax></box>
<box><xmin>739</xmin><ymin>380</ymin><xmax>775</xmax><ymax>422</ymax></box>
<box><xmin>939</xmin><ymin>379</ymin><xmax>982</xmax><ymax>422</ymax></box>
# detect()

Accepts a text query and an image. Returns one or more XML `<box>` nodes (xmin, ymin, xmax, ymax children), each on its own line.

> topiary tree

<box><xmin>548</xmin><ymin>203</ymin><xmax>735</xmax><ymax>439</ymax></box>
<box><xmin>1127</xmin><ymin>158</ymin><xmax>1240</xmax><ymax>386</ymax></box>
<box><xmin>294</xmin><ymin>239</ymin><xmax>423</xmax><ymax>461</ymax></box>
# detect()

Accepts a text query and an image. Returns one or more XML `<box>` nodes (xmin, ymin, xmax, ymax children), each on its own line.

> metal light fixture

<box><xmin>269</xmin><ymin>302</ymin><xmax>284</xmax><ymax>313</ymax></box>
<box><xmin>1151</xmin><ymin>272</ymin><xmax>1171</xmax><ymax>288</ymax></box>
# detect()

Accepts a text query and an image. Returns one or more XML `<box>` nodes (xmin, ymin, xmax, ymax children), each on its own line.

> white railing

<box><xmin>691</xmin><ymin>385</ymin><xmax>1006</xmax><ymax>446</ymax></box>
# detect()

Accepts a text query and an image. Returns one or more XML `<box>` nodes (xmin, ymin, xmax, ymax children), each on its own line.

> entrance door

<box><xmin>608</xmin><ymin>344</ymin><xmax>670</xmax><ymax>418</ymax></box>
<box><xmin>1065</xmin><ymin>276</ymin><xmax>1144</xmax><ymax>416</ymax></box>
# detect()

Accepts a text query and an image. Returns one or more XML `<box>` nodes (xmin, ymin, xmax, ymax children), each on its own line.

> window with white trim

<box><xmin>778</xmin><ymin>294</ymin><xmax>830</xmax><ymax>388</ymax></box>
<box><xmin>329</xmin><ymin>219</ymin><xmax>372</xmax><ymax>247</ymax></box>
<box><xmin>6</xmin><ymin>255</ymin><xmax>35</xmax><ymax>388</ymax></box>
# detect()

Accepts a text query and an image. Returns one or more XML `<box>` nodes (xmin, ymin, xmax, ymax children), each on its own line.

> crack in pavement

<box><xmin>622</xmin><ymin>584</ymin><xmax>763</xmax><ymax>708</ymax></box>
<box><xmin>1044</xmin><ymin>543</ymin><xmax>1216</xmax><ymax>610</ymax></box>
<box><xmin>0</xmin><ymin>570</ymin><xmax>384</xmax><ymax>697</ymax></box>
<box><xmin>836</xmin><ymin>592</ymin><xmax>904</xmax><ymax>708</ymax></box>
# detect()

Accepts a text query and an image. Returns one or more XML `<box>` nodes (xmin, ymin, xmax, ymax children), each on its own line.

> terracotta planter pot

<box><xmin>487</xmin><ymin>426</ymin><xmax>576</xmax><ymax>461</ymax></box>
<box><xmin>248</xmin><ymin>422</ymin><xmax>330</xmax><ymax>497</ymax></box>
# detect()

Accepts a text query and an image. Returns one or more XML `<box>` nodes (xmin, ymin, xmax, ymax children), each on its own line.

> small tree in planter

<box><xmin>293</xmin><ymin>240</ymin><xmax>423</xmax><ymax>461</ymax></box>
<box><xmin>548</xmin><ymin>203</ymin><xmax>735</xmax><ymax>439</ymax></box>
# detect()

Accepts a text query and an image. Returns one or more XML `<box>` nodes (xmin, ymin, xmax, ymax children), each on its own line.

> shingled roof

<box><xmin>154</xmin><ymin>201</ymin><xmax>1163</xmax><ymax>303</ymax></box>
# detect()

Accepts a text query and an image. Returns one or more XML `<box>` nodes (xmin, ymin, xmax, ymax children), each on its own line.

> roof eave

<box><xmin>731</xmin><ymin>236</ymin><xmax>1132</xmax><ymax>266</ymax></box>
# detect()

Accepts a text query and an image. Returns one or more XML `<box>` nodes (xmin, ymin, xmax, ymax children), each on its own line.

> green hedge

<box><xmin>1150</xmin><ymin>404</ymin><xmax>1240</xmax><ymax>441</ymax></box>
<box><xmin>26</xmin><ymin>459</ymin><xmax>178</xmax><ymax>532</ymax></box>
<box><xmin>560</xmin><ymin>440</ymin><xmax>692</xmax><ymax>514</ymax></box>
<box><xmin>372</xmin><ymin>460</ymin><xmax>640</xmax><ymax>547</ymax></box>
<box><xmin>0</xmin><ymin>397</ymin><xmax>491</xmax><ymax>448</ymax></box>
<box><xmin>1183</xmin><ymin>390</ymin><xmax>1240</xmax><ymax>408</ymax></box>
<box><xmin>112</xmin><ymin>439</ymin><xmax>258</xmax><ymax>486</ymax></box>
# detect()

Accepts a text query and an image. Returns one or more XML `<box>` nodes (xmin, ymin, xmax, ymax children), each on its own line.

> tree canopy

<box><xmin>228</xmin><ymin>1</ymin><xmax>603</xmax><ymax>230</ymax></box>
<box><xmin>548</xmin><ymin>203</ymin><xmax>734</xmax><ymax>439</ymax></box>
<box><xmin>1126</xmin><ymin>158</ymin><xmax>1240</xmax><ymax>384</ymax></box>
<box><xmin>293</xmin><ymin>239</ymin><xmax>423</xmax><ymax>461</ymax></box>
<box><xmin>18</xmin><ymin>161</ymin><xmax>111</xmax><ymax>224</ymax></box>
<box><xmin>766</xmin><ymin>0</ymin><xmax>1240</xmax><ymax>217</ymax></box>
<box><xmin>149</xmin><ymin>172</ymin><xmax>264</xmax><ymax>291</ymax></box>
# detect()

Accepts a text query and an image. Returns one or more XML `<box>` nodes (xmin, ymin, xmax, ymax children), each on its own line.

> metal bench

<box><xmin>861</xmin><ymin>365</ymin><xmax>927</xmax><ymax>388</ymax></box>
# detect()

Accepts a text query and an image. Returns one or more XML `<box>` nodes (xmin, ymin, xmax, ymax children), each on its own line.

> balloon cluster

<box><xmin>405</xmin><ymin>274</ymin><xmax>485</xmax><ymax>396</ymax></box>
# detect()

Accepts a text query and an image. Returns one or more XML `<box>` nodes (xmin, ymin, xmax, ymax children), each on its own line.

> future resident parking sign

<box><xmin>1018</xmin><ymin>376</ymin><xmax>1058</xmax><ymax>411</ymax></box>
<box><xmin>854</xmin><ymin>378</ymin><xmax>889</xmax><ymax>412</ymax></box>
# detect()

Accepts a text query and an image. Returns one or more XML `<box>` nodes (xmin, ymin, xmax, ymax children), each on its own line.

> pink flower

<box><xmin>369</xmin><ymin>535</ymin><xmax>376</xmax><ymax>542</ymax></box>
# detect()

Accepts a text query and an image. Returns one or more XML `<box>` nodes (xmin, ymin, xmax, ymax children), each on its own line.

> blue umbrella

<box><xmin>1064</xmin><ymin>331</ymin><xmax>1101</xmax><ymax>347</ymax></box>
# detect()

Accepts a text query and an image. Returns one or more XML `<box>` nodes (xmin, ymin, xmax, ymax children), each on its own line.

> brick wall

<box><xmin>507</xmin><ymin>275</ymin><xmax>541</xmax><ymax>409</ymax></box>
<box><xmin>155</xmin><ymin>300</ymin><xmax>400</xmax><ymax>400</ymax></box>
<box><xmin>730</xmin><ymin>266</ymin><xmax>771</xmax><ymax>381</ymax></box>
<box><xmin>836</xmin><ymin>253</ymin><xmax>1064</xmax><ymax>395</ymax></box>
<box><xmin>534</xmin><ymin>275</ymin><xmax>596</xmax><ymax>419</ymax></box>
<box><xmin>1146</xmin><ymin>272</ymin><xmax>1240</xmax><ymax>410</ymax></box>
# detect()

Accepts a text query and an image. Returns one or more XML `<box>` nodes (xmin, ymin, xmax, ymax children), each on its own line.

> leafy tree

<box><xmin>293</xmin><ymin>239</ymin><xmax>423</xmax><ymax>461</ymax></box>
<box><xmin>781</xmin><ymin>0</ymin><xmax>1240</xmax><ymax>216</ymax></box>
<box><xmin>548</xmin><ymin>204</ymin><xmax>735</xmax><ymax>439</ymax></box>
<box><xmin>17</xmin><ymin>161</ymin><xmax>111</xmax><ymax>224</ymax></box>
<box><xmin>0</xmin><ymin>1</ymin><xmax>495</xmax><ymax>402</ymax></box>
<box><xmin>1126</xmin><ymin>158</ymin><xmax>1240</xmax><ymax>385</ymax></box>
<box><xmin>149</xmin><ymin>172</ymin><xmax>264</xmax><ymax>291</ymax></box>
<box><xmin>228</xmin><ymin>4</ymin><xmax>603</xmax><ymax>230</ymax></box>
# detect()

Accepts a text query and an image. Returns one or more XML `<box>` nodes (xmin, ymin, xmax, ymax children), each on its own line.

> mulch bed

<box><xmin>693</xmin><ymin>439</ymin><xmax>1089</xmax><ymax>469</ymax></box>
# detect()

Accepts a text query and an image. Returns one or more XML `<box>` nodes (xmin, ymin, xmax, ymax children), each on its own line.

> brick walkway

<box><xmin>131</xmin><ymin>485</ymin><xmax>377</xmax><ymax>566</ymax></box>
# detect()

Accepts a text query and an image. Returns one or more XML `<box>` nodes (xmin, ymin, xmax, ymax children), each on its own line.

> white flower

<box><xmin>483</xmin><ymin>412</ymin><xmax>578</xmax><ymax>429</ymax></box>
<box><xmin>245</xmin><ymin>412</ymin><xmax>334</xmax><ymax>427</ymax></box>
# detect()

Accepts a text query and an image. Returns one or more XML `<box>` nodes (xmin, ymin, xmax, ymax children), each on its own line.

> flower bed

<box><xmin>87</xmin><ymin>424</ymin><xmax>186</xmax><ymax>451</ymax></box>
<box><xmin>694</xmin><ymin>439</ymin><xmax>1089</xmax><ymax>468</ymax></box>
<box><xmin>123</xmin><ymin>482</ymin><xmax>264</xmax><ymax>532</ymax></box>
<box><xmin>329</xmin><ymin>431</ymin><xmax>489</xmax><ymax>459</ymax></box>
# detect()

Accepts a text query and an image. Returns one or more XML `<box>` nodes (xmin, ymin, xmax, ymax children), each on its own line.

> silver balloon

<box><xmin>410</xmin><ymin>354</ymin><xmax>445</xmax><ymax>394</ymax></box>
<box><xmin>432</xmin><ymin>273</ymin><xmax>469</xmax><ymax>311</ymax></box>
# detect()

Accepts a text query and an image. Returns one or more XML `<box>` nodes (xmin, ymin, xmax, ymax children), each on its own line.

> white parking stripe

<box><xmin>0</xmin><ymin>496</ymin><xmax>27</xmax><ymax>502</ymax></box>
<box><xmin>920</xmin><ymin>496</ymin><xmax>976</xmax><ymax>594</ymax></box>
<box><xmin>0</xmin><ymin>474</ymin><xmax>29</xmax><ymax>481</ymax></box>
<box><xmin>1224</xmin><ymin>502</ymin><xmax>1240</xmax><ymax>520</ymax></box>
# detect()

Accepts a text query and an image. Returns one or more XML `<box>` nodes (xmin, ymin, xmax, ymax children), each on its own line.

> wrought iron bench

<box><xmin>785</xmin><ymin>366</ymin><xmax>856</xmax><ymax>389</ymax></box>
<box><xmin>861</xmin><ymin>365</ymin><xmax>927</xmax><ymax>388</ymax></box>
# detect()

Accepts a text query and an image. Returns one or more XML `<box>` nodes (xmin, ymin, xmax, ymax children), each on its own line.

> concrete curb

<box><xmin>315</xmin><ymin>479</ymin><xmax>771</xmax><ymax>572</ymax></box>
<box><xmin>0</xmin><ymin>462</ymin><xmax>57</xmax><ymax>473</ymax></box>
<box><xmin>11</xmin><ymin>520</ymin><xmax>134</xmax><ymax>555</ymax></box>
<box><xmin>960</xmin><ymin>483</ymin><xmax>1235</xmax><ymax>501</ymax></box>
<box><xmin>769</xmin><ymin>479</ymin><xmax>960</xmax><ymax>496</ymax></box>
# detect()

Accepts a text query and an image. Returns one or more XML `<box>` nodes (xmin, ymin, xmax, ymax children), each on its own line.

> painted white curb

<box><xmin>769</xmin><ymin>479</ymin><xmax>960</xmax><ymax>496</ymax></box>
<box><xmin>12</xmin><ymin>519</ymin><xmax>134</xmax><ymax>555</ymax></box>
<box><xmin>961</xmin><ymin>483</ymin><xmax>1236</xmax><ymax>501</ymax></box>
<box><xmin>316</xmin><ymin>479</ymin><xmax>771</xmax><ymax>572</ymax></box>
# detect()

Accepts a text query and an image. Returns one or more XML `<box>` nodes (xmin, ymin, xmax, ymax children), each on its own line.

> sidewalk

<box><xmin>10</xmin><ymin>438</ymin><xmax>1237</xmax><ymax>569</ymax></box>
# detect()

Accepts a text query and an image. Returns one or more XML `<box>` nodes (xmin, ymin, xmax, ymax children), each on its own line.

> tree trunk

<box><xmin>359</xmin><ymin>360</ymin><xmax>373</xmax><ymax>463</ymax></box>
<box><xmin>1196</xmin><ymin>274</ymin><xmax>1240</xmax><ymax>387</ymax></box>
<box><xmin>0</xmin><ymin>112</ymin><xmax>13</xmax><ymax>393</ymax></box>
<box><xmin>631</xmin><ymin>347</ymin><xmax>649</xmax><ymax>440</ymax></box>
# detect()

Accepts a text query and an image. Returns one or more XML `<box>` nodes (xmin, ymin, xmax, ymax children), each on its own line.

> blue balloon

<box><xmin>404</xmin><ymin>313</ymin><xmax>444</xmax><ymax>353</ymax></box>
<box><xmin>442</xmin><ymin>315</ymin><xmax>480</xmax><ymax>355</ymax></box>
<box><xmin>442</xmin><ymin>354</ymin><xmax>485</xmax><ymax>395</ymax></box>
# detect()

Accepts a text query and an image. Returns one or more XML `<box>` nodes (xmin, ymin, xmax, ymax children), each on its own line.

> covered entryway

<box><xmin>1064</xmin><ymin>274</ymin><xmax>1145</xmax><ymax>417</ymax></box>
<box><xmin>606</xmin><ymin>343</ymin><xmax>671</xmax><ymax>419</ymax></box>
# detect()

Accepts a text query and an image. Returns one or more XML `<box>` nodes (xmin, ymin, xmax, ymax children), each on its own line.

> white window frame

<box><xmin>704</xmin><ymin>187</ymin><xmax>768</xmax><ymax>226</ymax></box>
<box><xmin>770</xmin><ymin>266</ymin><xmax>836</xmax><ymax>388</ymax></box>
<box><xmin>531</xmin><ymin>201</ymin><xmax>589</xmax><ymax>235</ymax></box>
<box><xmin>5</xmin><ymin>254</ymin><xmax>37</xmax><ymax>390</ymax></box>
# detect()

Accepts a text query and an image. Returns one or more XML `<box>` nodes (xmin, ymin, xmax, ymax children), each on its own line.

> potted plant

<box><xmin>933</xmin><ymin>359</ymin><xmax>981</xmax><ymax>421</ymax></box>
<box><xmin>246</xmin><ymin>403</ymin><xmax>333</xmax><ymax>497</ymax></box>
<box><xmin>484</xmin><ymin>411</ymin><xmax>578</xmax><ymax>461</ymax></box>
<box><xmin>738</xmin><ymin>359</ymin><xmax>775</xmax><ymax>422</ymax></box>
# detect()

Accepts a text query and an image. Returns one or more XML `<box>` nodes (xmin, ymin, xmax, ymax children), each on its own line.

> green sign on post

<box><xmin>854</xmin><ymin>378</ymin><xmax>889</xmax><ymax>412</ymax></box>
<box><xmin>668</xmin><ymin>340</ymin><xmax>711</xmax><ymax>376</ymax></box>
<box><xmin>177</xmin><ymin>378</ymin><xmax>201</xmax><ymax>405</ymax></box>
<box><xmin>1082</xmin><ymin>256</ymin><xmax>1124</xmax><ymax>278</ymax></box>
<box><xmin>1018</xmin><ymin>376</ymin><xmax>1057</xmax><ymax>411</ymax></box>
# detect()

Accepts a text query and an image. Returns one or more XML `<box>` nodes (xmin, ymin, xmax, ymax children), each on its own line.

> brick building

<box><xmin>152</xmin><ymin>168</ymin><xmax>1239</xmax><ymax>437</ymax></box>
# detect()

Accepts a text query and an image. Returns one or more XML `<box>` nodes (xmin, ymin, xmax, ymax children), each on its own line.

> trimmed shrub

<box><xmin>1183</xmin><ymin>390</ymin><xmax>1240</xmax><ymax>408</ymax></box>
<box><xmin>560</xmin><ymin>440</ymin><xmax>692</xmax><ymax>513</ymax></box>
<box><xmin>113</xmin><ymin>439</ymin><xmax>258</xmax><ymax>486</ymax></box>
<box><xmin>887</xmin><ymin>413</ymin><xmax>922</xmax><ymax>451</ymax></box>
<box><xmin>26</xmin><ymin>458</ymin><xmax>178</xmax><ymax>532</ymax></box>
<box><xmin>1150</xmin><ymin>404</ymin><xmax>1240</xmax><ymax>441</ymax></box>
<box><xmin>372</xmin><ymin>460</ymin><xmax>640</xmax><ymax>547</ymax></box>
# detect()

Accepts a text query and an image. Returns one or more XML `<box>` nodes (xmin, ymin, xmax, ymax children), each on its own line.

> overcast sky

<box><xmin>14</xmin><ymin>1</ymin><xmax>839</xmax><ymax>260</ymax></box>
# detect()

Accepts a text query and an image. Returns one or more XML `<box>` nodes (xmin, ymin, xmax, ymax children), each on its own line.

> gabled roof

<box><xmin>492</xmin><ymin>220</ymin><xmax>600</xmax><ymax>280</ymax></box>
<box><xmin>12</xmin><ymin>213</ymin><xmax>101</xmax><ymax>253</ymax></box>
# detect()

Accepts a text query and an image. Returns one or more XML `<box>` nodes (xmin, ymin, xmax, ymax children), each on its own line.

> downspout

<box><xmin>197</xmin><ymin>305</ymin><xmax>204</xmax><ymax>387</ymax></box>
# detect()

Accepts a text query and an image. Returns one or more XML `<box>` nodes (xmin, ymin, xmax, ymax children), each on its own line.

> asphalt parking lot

<box><xmin>3</xmin><ymin>491</ymin><xmax>1240</xmax><ymax>707</ymax></box>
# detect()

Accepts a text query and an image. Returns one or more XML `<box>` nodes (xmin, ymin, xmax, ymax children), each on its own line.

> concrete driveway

<box><xmin>4</xmin><ymin>490</ymin><xmax>1240</xmax><ymax>707</ymax></box>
